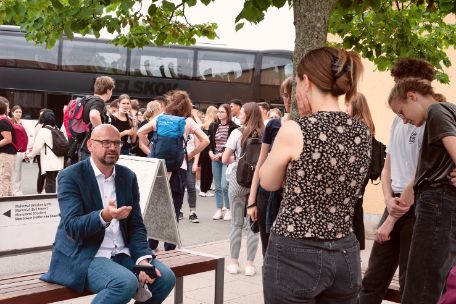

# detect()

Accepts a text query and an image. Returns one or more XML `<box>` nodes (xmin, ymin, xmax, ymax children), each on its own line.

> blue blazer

<box><xmin>41</xmin><ymin>159</ymin><xmax>152</xmax><ymax>292</ymax></box>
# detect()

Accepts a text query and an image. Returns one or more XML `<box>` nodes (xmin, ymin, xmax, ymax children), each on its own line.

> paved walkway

<box><xmin>56</xmin><ymin>238</ymin><xmax>395</xmax><ymax>304</ymax></box>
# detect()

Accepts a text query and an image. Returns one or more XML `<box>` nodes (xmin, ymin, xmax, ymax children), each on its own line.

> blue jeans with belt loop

<box><xmin>401</xmin><ymin>184</ymin><xmax>456</xmax><ymax>304</ymax></box>
<box><xmin>263</xmin><ymin>232</ymin><xmax>361</xmax><ymax>304</ymax></box>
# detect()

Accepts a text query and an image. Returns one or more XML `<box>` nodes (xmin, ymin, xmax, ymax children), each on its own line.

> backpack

<box><xmin>43</xmin><ymin>125</ymin><xmax>70</xmax><ymax>157</ymax></box>
<box><xmin>369</xmin><ymin>137</ymin><xmax>387</xmax><ymax>184</ymax></box>
<box><xmin>0</xmin><ymin>117</ymin><xmax>28</xmax><ymax>152</ymax></box>
<box><xmin>149</xmin><ymin>114</ymin><xmax>186</xmax><ymax>172</ymax></box>
<box><xmin>236</xmin><ymin>129</ymin><xmax>262</xmax><ymax>188</ymax></box>
<box><xmin>63</xmin><ymin>97</ymin><xmax>88</xmax><ymax>140</ymax></box>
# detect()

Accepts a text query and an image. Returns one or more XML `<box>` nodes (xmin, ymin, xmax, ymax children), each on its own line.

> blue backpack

<box><xmin>149</xmin><ymin>114</ymin><xmax>186</xmax><ymax>172</ymax></box>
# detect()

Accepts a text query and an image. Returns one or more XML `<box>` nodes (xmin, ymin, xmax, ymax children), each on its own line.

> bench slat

<box><xmin>0</xmin><ymin>249</ymin><xmax>222</xmax><ymax>304</ymax></box>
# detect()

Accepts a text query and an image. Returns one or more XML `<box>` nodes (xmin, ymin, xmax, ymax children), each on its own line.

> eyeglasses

<box><xmin>92</xmin><ymin>139</ymin><xmax>123</xmax><ymax>148</ymax></box>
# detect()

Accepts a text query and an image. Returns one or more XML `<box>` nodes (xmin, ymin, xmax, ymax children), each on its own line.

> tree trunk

<box><xmin>291</xmin><ymin>0</ymin><xmax>337</xmax><ymax>119</ymax></box>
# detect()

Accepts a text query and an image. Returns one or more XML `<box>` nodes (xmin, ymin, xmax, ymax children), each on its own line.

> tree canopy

<box><xmin>1</xmin><ymin>0</ymin><xmax>456</xmax><ymax>82</ymax></box>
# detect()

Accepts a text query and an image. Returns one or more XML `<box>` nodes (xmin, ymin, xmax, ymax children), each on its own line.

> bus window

<box><xmin>260</xmin><ymin>56</ymin><xmax>292</xmax><ymax>86</ymax></box>
<box><xmin>197</xmin><ymin>50</ymin><xmax>254</xmax><ymax>83</ymax></box>
<box><xmin>130</xmin><ymin>47</ymin><xmax>194</xmax><ymax>79</ymax></box>
<box><xmin>0</xmin><ymin>34</ymin><xmax>58</xmax><ymax>70</ymax></box>
<box><xmin>62</xmin><ymin>39</ymin><xmax>127</xmax><ymax>74</ymax></box>
<box><xmin>0</xmin><ymin>90</ymin><xmax>44</xmax><ymax>120</ymax></box>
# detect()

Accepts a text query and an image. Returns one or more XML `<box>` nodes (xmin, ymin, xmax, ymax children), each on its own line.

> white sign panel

<box><xmin>0</xmin><ymin>194</ymin><xmax>59</xmax><ymax>254</ymax></box>
<box><xmin>117</xmin><ymin>155</ymin><xmax>181</xmax><ymax>247</ymax></box>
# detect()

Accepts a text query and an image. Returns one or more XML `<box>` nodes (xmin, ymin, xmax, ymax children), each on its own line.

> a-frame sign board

<box><xmin>117</xmin><ymin>155</ymin><xmax>181</xmax><ymax>247</ymax></box>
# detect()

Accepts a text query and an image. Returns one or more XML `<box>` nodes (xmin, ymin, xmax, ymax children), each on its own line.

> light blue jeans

<box><xmin>212</xmin><ymin>160</ymin><xmax>229</xmax><ymax>209</ymax></box>
<box><xmin>229</xmin><ymin>163</ymin><xmax>259</xmax><ymax>261</ymax></box>
<box><xmin>86</xmin><ymin>254</ymin><xmax>176</xmax><ymax>304</ymax></box>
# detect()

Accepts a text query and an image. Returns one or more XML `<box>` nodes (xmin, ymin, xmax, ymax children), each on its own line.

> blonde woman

<box><xmin>138</xmin><ymin>100</ymin><xmax>162</xmax><ymax>156</ymax></box>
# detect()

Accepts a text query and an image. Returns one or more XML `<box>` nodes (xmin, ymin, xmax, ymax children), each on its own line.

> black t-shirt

<box><xmin>81</xmin><ymin>96</ymin><xmax>109</xmax><ymax>152</ymax></box>
<box><xmin>0</xmin><ymin>118</ymin><xmax>17</xmax><ymax>154</ymax></box>
<box><xmin>262</xmin><ymin>118</ymin><xmax>281</xmax><ymax>147</ymax></box>
<box><xmin>82</xmin><ymin>96</ymin><xmax>109</xmax><ymax>127</ymax></box>
<box><xmin>415</xmin><ymin>102</ymin><xmax>456</xmax><ymax>189</ymax></box>
<box><xmin>110</xmin><ymin>115</ymin><xmax>132</xmax><ymax>146</ymax></box>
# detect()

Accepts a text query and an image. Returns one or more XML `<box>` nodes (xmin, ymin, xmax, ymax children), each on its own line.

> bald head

<box><xmin>88</xmin><ymin>124</ymin><xmax>121</xmax><ymax>168</ymax></box>
<box><xmin>91</xmin><ymin>124</ymin><xmax>120</xmax><ymax>140</ymax></box>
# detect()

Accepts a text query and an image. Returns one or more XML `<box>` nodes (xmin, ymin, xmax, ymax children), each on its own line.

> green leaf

<box><xmin>162</xmin><ymin>0</ymin><xmax>175</xmax><ymax>11</ymax></box>
<box><xmin>148</xmin><ymin>4</ymin><xmax>157</xmax><ymax>16</ymax></box>
<box><xmin>186</xmin><ymin>0</ymin><xmax>197</xmax><ymax>7</ymax></box>
<box><xmin>272</xmin><ymin>0</ymin><xmax>287</xmax><ymax>8</ymax></box>
<box><xmin>64</xmin><ymin>23</ymin><xmax>74</xmax><ymax>39</ymax></box>
<box><xmin>235</xmin><ymin>22</ymin><xmax>244</xmax><ymax>31</ymax></box>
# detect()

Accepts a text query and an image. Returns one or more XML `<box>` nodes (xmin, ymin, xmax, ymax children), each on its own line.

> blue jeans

<box><xmin>211</xmin><ymin>160</ymin><xmax>229</xmax><ymax>209</ymax></box>
<box><xmin>263</xmin><ymin>233</ymin><xmax>361</xmax><ymax>304</ymax></box>
<box><xmin>402</xmin><ymin>185</ymin><xmax>456</xmax><ymax>304</ymax></box>
<box><xmin>86</xmin><ymin>254</ymin><xmax>176</xmax><ymax>304</ymax></box>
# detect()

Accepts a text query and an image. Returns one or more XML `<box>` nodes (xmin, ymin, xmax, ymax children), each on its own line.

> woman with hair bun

<box><xmin>259</xmin><ymin>47</ymin><xmax>371</xmax><ymax>303</ymax></box>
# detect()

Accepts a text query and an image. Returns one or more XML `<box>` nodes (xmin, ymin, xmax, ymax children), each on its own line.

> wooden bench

<box><xmin>362</xmin><ymin>267</ymin><xmax>401</xmax><ymax>303</ymax></box>
<box><xmin>0</xmin><ymin>249</ymin><xmax>224</xmax><ymax>304</ymax></box>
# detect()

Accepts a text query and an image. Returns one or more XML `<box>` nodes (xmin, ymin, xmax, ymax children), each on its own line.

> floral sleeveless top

<box><xmin>273</xmin><ymin>112</ymin><xmax>372</xmax><ymax>240</ymax></box>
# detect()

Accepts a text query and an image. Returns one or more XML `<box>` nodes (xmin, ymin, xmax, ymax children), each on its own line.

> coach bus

<box><xmin>0</xmin><ymin>25</ymin><xmax>293</xmax><ymax>126</ymax></box>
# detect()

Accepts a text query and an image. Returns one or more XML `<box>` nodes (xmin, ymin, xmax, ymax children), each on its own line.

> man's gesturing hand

<box><xmin>101</xmin><ymin>200</ymin><xmax>132</xmax><ymax>222</ymax></box>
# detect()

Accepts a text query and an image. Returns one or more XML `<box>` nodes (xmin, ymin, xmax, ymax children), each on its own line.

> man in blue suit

<box><xmin>41</xmin><ymin>124</ymin><xmax>175</xmax><ymax>304</ymax></box>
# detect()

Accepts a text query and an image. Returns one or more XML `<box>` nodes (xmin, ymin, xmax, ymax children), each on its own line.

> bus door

<box><xmin>46</xmin><ymin>93</ymin><xmax>72</xmax><ymax>128</ymax></box>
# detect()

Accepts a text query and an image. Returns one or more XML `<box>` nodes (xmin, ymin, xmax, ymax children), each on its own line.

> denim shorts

<box><xmin>263</xmin><ymin>233</ymin><xmax>361</xmax><ymax>304</ymax></box>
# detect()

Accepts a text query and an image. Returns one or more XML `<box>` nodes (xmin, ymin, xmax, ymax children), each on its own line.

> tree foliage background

<box><xmin>1</xmin><ymin>0</ymin><xmax>456</xmax><ymax>82</ymax></box>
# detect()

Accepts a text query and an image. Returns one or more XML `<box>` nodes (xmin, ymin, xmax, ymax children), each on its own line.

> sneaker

<box><xmin>244</xmin><ymin>265</ymin><xmax>256</xmax><ymax>276</ymax></box>
<box><xmin>227</xmin><ymin>263</ymin><xmax>239</xmax><ymax>274</ymax></box>
<box><xmin>178</xmin><ymin>211</ymin><xmax>184</xmax><ymax>220</ymax></box>
<box><xmin>223</xmin><ymin>209</ymin><xmax>232</xmax><ymax>221</ymax></box>
<box><xmin>205</xmin><ymin>191</ymin><xmax>215</xmax><ymax>197</ymax></box>
<box><xmin>212</xmin><ymin>209</ymin><xmax>223</xmax><ymax>220</ymax></box>
<box><xmin>199</xmin><ymin>191</ymin><xmax>207</xmax><ymax>197</ymax></box>
<box><xmin>189</xmin><ymin>211</ymin><xmax>200</xmax><ymax>223</ymax></box>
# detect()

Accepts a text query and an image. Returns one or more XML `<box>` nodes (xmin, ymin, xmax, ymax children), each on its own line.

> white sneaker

<box><xmin>205</xmin><ymin>191</ymin><xmax>215</xmax><ymax>197</ymax></box>
<box><xmin>227</xmin><ymin>263</ymin><xmax>239</xmax><ymax>274</ymax></box>
<box><xmin>223</xmin><ymin>210</ymin><xmax>232</xmax><ymax>221</ymax></box>
<box><xmin>212</xmin><ymin>209</ymin><xmax>223</xmax><ymax>220</ymax></box>
<box><xmin>244</xmin><ymin>265</ymin><xmax>256</xmax><ymax>276</ymax></box>
<box><xmin>199</xmin><ymin>191</ymin><xmax>207</xmax><ymax>197</ymax></box>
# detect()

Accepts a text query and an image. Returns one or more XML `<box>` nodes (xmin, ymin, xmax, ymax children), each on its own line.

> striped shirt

<box><xmin>214</xmin><ymin>124</ymin><xmax>229</xmax><ymax>153</ymax></box>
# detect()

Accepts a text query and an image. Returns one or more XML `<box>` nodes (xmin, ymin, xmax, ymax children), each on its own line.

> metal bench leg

<box><xmin>214</xmin><ymin>258</ymin><xmax>224</xmax><ymax>304</ymax></box>
<box><xmin>174</xmin><ymin>276</ymin><xmax>183</xmax><ymax>304</ymax></box>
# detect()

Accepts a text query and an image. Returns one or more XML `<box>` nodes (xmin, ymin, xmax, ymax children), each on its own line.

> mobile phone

<box><xmin>249</xmin><ymin>217</ymin><xmax>259</xmax><ymax>233</ymax></box>
<box><xmin>132</xmin><ymin>265</ymin><xmax>158</xmax><ymax>279</ymax></box>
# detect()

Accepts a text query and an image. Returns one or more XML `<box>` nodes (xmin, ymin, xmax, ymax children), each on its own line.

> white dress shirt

<box><xmin>91</xmin><ymin>157</ymin><xmax>131</xmax><ymax>259</ymax></box>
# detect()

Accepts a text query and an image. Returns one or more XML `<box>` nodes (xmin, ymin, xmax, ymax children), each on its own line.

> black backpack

<box><xmin>44</xmin><ymin>126</ymin><xmax>70</xmax><ymax>157</ymax></box>
<box><xmin>369</xmin><ymin>137</ymin><xmax>386</xmax><ymax>184</ymax></box>
<box><xmin>236</xmin><ymin>129</ymin><xmax>262</xmax><ymax>188</ymax></box>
